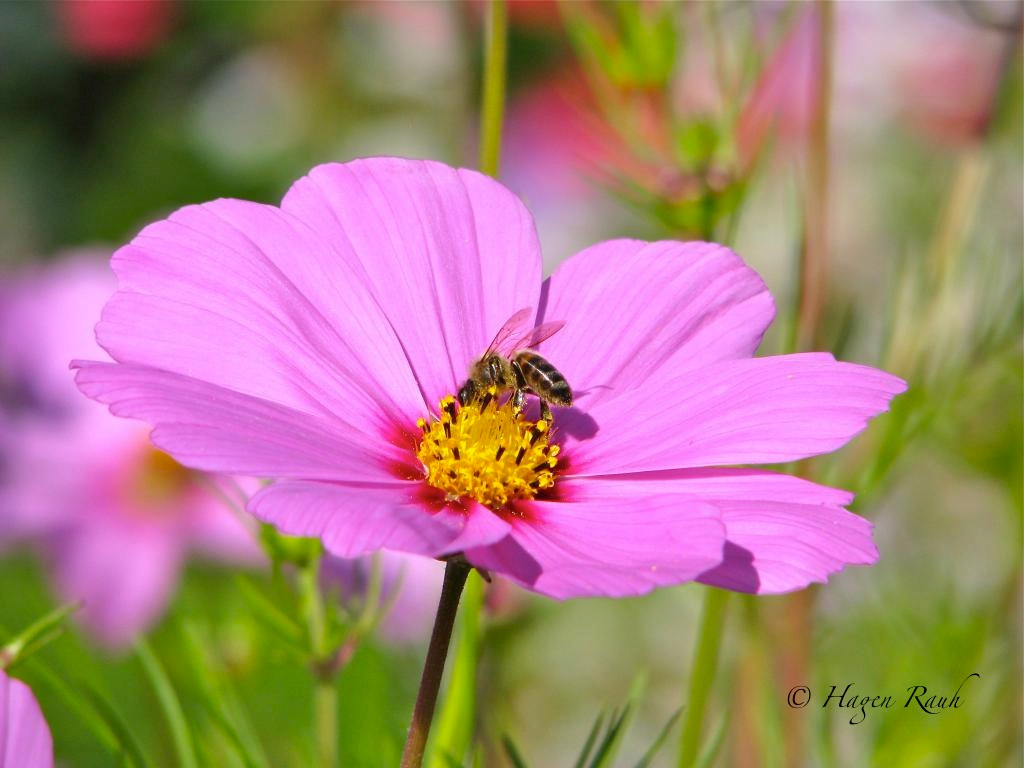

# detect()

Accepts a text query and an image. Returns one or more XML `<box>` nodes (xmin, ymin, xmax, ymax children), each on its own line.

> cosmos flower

<box><xmin>0</xmin><ymin>255</ymin><xmax>261</xmax><ymax>648</ymax></box>
<box><xmin>74</xmin><ymin>157</ymin><xmax>905</xmax><ymax>600</ymax></box>
<box><xmin>0</xmin><ymin>671</ymin><xmax>53</xmax><ymax>768</ymax></box>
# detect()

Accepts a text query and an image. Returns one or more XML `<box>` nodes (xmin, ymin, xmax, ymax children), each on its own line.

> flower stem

<box><xmin>478</xmin><ymin>0</ymin><xmax>508</xmax><ymax>178</ymax></box>
<box><xmin>400</xmin><ymin>560</ymin><xmax>472</xmax><ymax>768</ymax></box>
<box><xmin>427</xmin><ymin>570</ymin><xmax>484</xmax><ymax>767</ymax></box>
<box><xmin>678</xmin><ymin>588</ymin><xmax>729</xmax><ymax>768</ymax></box>
<box><xmin>794</xmin><ymin>0</ymin><xmax>834</xmax><ymax>352</ymax></box>
<box><xmin>299</xmin><ymin>551</ymin><xmax>338</xmax><ymax>768</ymax></box>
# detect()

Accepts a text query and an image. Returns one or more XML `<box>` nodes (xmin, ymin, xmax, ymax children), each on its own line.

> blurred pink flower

<box><xmin>0</xmin><ymin>671</ymin><xmax>53</xmax><ymax>767</ymax></box>
<box><xmin>736</xmin><ymin>8</ymin><xmax>822</xmax><ymax>171</ymax></box>
<box><xmin>75</xmin><ymin>157</ymin><xmax>905</xmax><ymax>599</ymax></box>
<box><xmin>57</xmin><ymin>0</ymin><xmax>175</xmax><ymax>61</ymax></box>
<box><xmin>0</xmin><ymin>255</ymin><xmax>260</xmax><ymax>648</ymax></box>
<box><xmin>834</xmin><ymin>3</ymin><xmax>1007</xmax><ymax>147</ymax></box>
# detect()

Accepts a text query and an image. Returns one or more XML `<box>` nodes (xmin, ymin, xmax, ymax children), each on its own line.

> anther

<box><xmin>515</xmin><ymin>446</ymin><xmax>527</xmax><ymax>465</ymax></box>
<box><xmin>495</xmin><ymin>446</ymin><xmax>506</xmax><ymax>460</ymax></box>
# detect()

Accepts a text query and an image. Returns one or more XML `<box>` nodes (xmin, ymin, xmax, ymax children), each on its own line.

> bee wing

<box><xmin>484</xmin><ymin>307</ymin><xmax>534</xmax><ymax>356</ymax></box>
<box><xmin>515</xmin><ymin>320</ymin><xmax>565</xmax><ymax>351</ymax></box>
<box><xmin>484</xmin><ymin>308</ymin><xmax>567</xmax><ymax>356</ymax></box>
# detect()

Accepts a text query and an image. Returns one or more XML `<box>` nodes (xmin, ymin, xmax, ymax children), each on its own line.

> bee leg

<box><xmin>539</xmin><ymin>400</ymin><xmax>553</xmax><ymax>424</ymax></box>
<box><xmin>511</xmin><ymin>388</ymin><xmax>526</xmax><ymax>413</ymax></box>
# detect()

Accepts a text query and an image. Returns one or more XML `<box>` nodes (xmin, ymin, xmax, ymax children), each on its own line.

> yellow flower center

<box><xmin>129</xmin><ymin>447</ymin><xmax>194</xmax><ymax>510</ymax></box>
<box><xmin>415</xmin><ymin>388</ymin><xmax>560</xmax><ymax>511</ymax></box>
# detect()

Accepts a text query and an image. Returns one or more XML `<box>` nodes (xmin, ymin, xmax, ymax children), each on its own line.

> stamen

<box><xmin>415</xmin><ymin>387</ymin><xmax>561</xmax><ymax>511</ymax></box>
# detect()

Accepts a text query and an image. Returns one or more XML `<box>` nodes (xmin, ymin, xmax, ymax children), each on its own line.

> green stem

<box><xmin>400</xmin><ymin>561</ymin><xmax>472</xmax><ymax>768</ymax></box>
<box><xmin>478</xmin><ymin>0</ymin><xmax>508</xmax><ymax>178</ymax></box>
<box><xmin>678</xmin><ymin>589</ymin><xmax>730</xmax><ymax>768</ymax></box>
<box><xmin>299</xmin><ymin>551</ymin><xmax>337</xmax><ymax>768</ymax></box>
<box><xmin>314</xmin><ymin>681</ymin><xmax>338</xmax><ymax>768</ymax></box>
<box><xmin>428</xmin><ymin>571</ymin><xmax>484</xmax><ymax>767</ymax></box>
<box><xmin>794</xmin><ymin>0</ymin><xmax>834</xmax><ymax>352</ymax></box>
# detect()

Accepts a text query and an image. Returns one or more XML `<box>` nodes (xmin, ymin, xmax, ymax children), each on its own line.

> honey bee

<box><xmin>458</xmin><ymin>307</ymin><xmax>573</xmax><ymax>422</ymax></box>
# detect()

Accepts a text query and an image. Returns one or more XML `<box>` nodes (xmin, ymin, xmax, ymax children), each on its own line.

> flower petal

<box><xmin>0</xmin><ymin>672</ymin><xmax>53</xmax><ymax>768</ymax></box>
<box><xmin>567</xmin><ymin>353</ymin><xmax>907</xmax><ymax>473</ymax></box>
<box><xmin>465</xmin><ymin>480</ymin><xmax>726</xmax><ymax>599</ymax></box>
<box><xmin>539</xmin><ymin>240</ymin><xmax>774</xmax><ymax>406</ymax></box>
<box><xmin>280</xmin><ymin>158</ymin><xmax>544</xmax><ymax>403</ymax></box>
<box><xmin>73</xmin><ymin>362</ymin><xmax>405</xmax><ymax>481</ymax></box>
<box><xmin>581</xmin><ymin>469</ymin><xmax>876</xmax><ymax>593</ymax></box>
<box><xmin>99</xmin><ymin>197</ymin><xmax>426</xmax><ymax>432</ymax></box>
<box><xmin>249</xmin><ymin>481</ymin><xmax>512</xmax><ymax>558</ymax></box>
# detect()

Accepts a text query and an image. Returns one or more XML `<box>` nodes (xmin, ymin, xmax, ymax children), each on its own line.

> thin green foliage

<box><xmin>501</xmin><ymin>735</ymin><xmax>529</xmax><ymax>768</ymax></box>
<box><xmin>176</xmin><ymin>622</ymin><xmax>271</xmax><ymax>768</ymax></box>
<box><xmin>76</xmin><ymin>680</ymin><xmax>154</xmax><ymax>768</ymax></box>
<box><xmin>633</xmin><ymin>709</ymin><xmax>682</xmax><ymax>768</ymax></box>
<box><xmin>135</xmin><ymin>639</ymin><xmax>199</xmax><ymax>768</ymax></box>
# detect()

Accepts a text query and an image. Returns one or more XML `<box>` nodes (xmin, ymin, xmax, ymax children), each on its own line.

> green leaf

<box><xmin>586</xmin><ymin>706</ymin><xmax>632</xmax><ymax>768</ymax></box>
<box><xmin>634</xmin><ymin>708</ymin><xmax>682</xmax><ymax>768</ymax></box>
<box><xmin>573</xmin><ymin>711</ymin><xmax>606</xmax><ymax>768</ymax></box>
<box><xmin>0</xmin><ymin>602</ymin><xmax>79</xmax><ymax>670</ymax></box>
<box><xmin>501</xmin><ymin>735</ymin><xmax>530</xmax><ymax>768</ymax></box>
<box><xmin>234</xmin><ymin>576</ymin><xmax>304</xmax><ymax>654</ymax></box>
<box><xmin>22</xmin><ymin>661</ymin><xmax>122</xmax><ymax>760</ymax></box>
<box><xmin>136</xmin><ymin>639</ymin><xmax>199</xmax><ymax>768</ymax></box>
<box><xmin>177</xmin><ymin>622</ymin><xmax>270</xmax><ymax>768</ymax></box>
<box><xmin>694</xmin><ymin>713</ymin><xmax>729</xmax><ymax>768</ymax></box>
<box><xmin>77</xmin><ymin>679</ymin><xmax>155</xmax><ymax>768</ymax></box>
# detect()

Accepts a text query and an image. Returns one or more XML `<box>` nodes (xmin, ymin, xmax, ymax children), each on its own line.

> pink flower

<box><xmin>74</xmin><ymin>157</ymin><xmax>905</xmax><ymax>599</ymax></box>
<box><xmin>1</xmin><ymin>256</ymin><xmax>261</xmax><ymax>648</ymax></box>
<box><xmin>0</xmin><ymin>671</ymin><xmax>53</xmax><ymax>767</ymax></box>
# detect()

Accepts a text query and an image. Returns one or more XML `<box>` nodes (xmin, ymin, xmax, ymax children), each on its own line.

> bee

<box><xmin>458</xmin><ymin>307</ymin><xmax>573</xmax><ymax>422</ymax></box>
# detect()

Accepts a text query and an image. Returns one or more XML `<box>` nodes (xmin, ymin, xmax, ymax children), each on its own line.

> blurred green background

<box><xmin>0</xmin><ymin>1</ymin><xmax>1020</xmax><ymax>766</ymax></box>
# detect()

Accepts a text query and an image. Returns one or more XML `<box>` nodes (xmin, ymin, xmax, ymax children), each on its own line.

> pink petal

<box><xmin>280</xmin><ymin>158</ymin><xmax>544</xmax><ymax>405</ymax></box>
<box><xmin>465</xmin><ymin>480</ymin><xmax>726</xmax><ymax>599</ymax></box>
<box><xmin>74</xmin><ymin>362</ymin><xmax>405</xmax><ymax>482</ymax></box>
<box><xmin>587</xmin><ymin>469</ymin><xmax>875</xmax><ymax>593</ymax></box>
<box><xmin>48</xmin><ymin>518</ymin><xmax>183</xmax><ymax>648</ymax></box>
<box><xmin>99</xmin><ymin>197</ymin><xmax>427</xmax><ymax>432</ymax></box>
<box><xmin>568</xmin><ymin>353</ymin><xmax>907</xmax><ymax>473</ymax></box>
<box><xmin>0</xmin><ymin>672</ymin><xmax>53</xmax><ymax>768</ymax></box>
<box><xmin>539</xmin><ymin>240</ymin><xmax>774</xmax><ymax>407</ymax></box>
<box><xmin>249</xmin><ymin>481</ymin><xmax>511</xmax><ymax>558</ymax></box>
